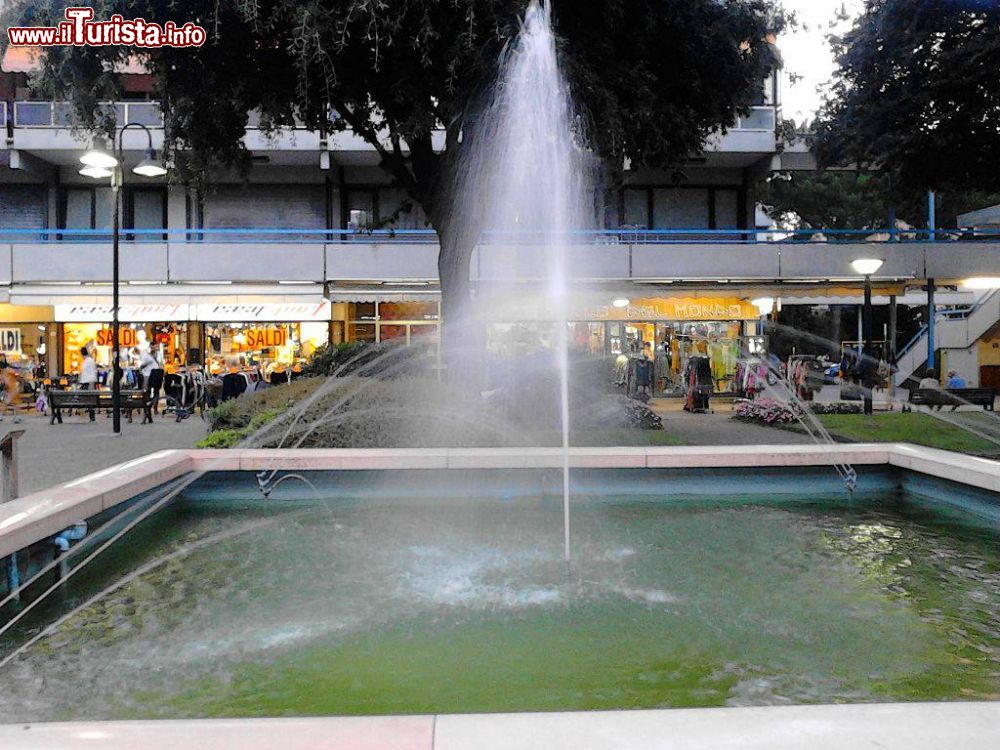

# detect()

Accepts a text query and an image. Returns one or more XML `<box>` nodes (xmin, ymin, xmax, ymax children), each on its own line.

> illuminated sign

<box><xmin>96</xmin><ymin>328</ymin><xmax>138</xmax><ymax>347</ymax></box>
<box><xmin>195</xmin><ymin>302</ymin><xmax>330</xmax><ymax>322</ymax></box>
<box><xmin>0</xmin><ymin>329</ymin><xmax>21</xmax><ymax>352</ymax></box>
<box><xmin>582</xmin><ymin>298</ymin><xmax>760</xmax><ymax>321</ymax></box>
<box><xmin>245</xmin><ymin>328</ymin><xmax>288</xmax><ymax>349</ymax></box>
<box><xmin>55</xmin><ymin>304</ymin><xmax>190</xmax><ymax>322</ymax></box>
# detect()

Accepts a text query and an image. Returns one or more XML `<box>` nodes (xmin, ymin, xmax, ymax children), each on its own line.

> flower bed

<box><xmin>733</xmin><ymin>398</ymin><xmax>802</xmax><ymax>424</ymax></box>
<box><xmin>734</xmin><ymin>398</ymin><xmax>864</xmax><ymax>426</ymax></box>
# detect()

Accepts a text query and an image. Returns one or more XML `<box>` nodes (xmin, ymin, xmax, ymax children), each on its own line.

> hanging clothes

<box><xmin>683</xmin><ymin>356</ymin><xmax>713</xmax><ymax>412</ymax></box>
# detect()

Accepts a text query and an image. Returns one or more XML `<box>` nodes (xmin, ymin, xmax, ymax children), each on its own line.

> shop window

<box><xmin>203</xmin><ymin>322</ymin><xmax>328</xmax><ymax>376</ymax></box>
<box><xmin>379</xmin><ymin>325</ymin><xmax>407</xmax><ymax>341</ymax></box>
<box><xmin>378</xmin><ymin>302</ymin><xmax>438</xmax><ymax>321</ymax></box>
<box><xmin>350</xmin><ymin>324</ymin><xmax>376</xmax><ymax>343</ymax></box>
<box><xmin>351</xmin><ymin>302</ymin><xmax>377</xmax><ymax>321</ymax></box>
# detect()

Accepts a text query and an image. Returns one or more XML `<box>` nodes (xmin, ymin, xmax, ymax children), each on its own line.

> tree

<box><xmin>815</xmin><ymin>0</ymin><xmax>1000</xmax><ymax>194</ymax></box>
<box><xmin>758</xmin><ymin>170</ymin><xmax>1000</xmax><ymax>230</ymax></box>
<box><xmin>759</xmin><ymin>171</ymin><xmax>895</xmax><ymax>230</ymax></box>
<box><xmin>15</xmin><ymin>0</ymin><xmax>783</xmax><ymax>370</ymax></box>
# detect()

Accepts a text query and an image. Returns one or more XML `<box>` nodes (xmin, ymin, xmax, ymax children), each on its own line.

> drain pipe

<box><xmin>53</xmin><ymin>522</ymin><xmax>88</xmax><ymax>581</ymax></box>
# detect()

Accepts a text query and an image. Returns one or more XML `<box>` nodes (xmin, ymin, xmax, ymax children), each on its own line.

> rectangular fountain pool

<box><xmin>1</xmin><ymin>463</ymin><xmax>998</xmax><ymax>723</ymax></box>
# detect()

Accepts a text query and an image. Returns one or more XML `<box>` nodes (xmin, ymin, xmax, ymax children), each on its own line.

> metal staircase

<box><xmin>894</xmin><ymin>290</ymin><xmax>1000</xmax><ymax>384</ymax></box>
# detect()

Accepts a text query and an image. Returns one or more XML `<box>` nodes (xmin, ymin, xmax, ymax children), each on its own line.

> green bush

<box><xmin>198</xmin><ymin>406</ymin><xmax>286</xmax><ymax>448</ymax></box>
<box><xmin>196</xmin><ymin>429</ymin><xmax>247</xmax><ymax>449</ymax></box>
<box><xmin>206</xmin><ymin>378</ymin><xmax>318</xmax><ymax>432</ymax></box>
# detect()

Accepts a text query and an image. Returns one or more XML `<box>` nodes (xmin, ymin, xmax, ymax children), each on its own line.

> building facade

<box><xmin>1</xmin><ymin>50</ymin><xmax>998</xmax><ymax>388</ymax></box>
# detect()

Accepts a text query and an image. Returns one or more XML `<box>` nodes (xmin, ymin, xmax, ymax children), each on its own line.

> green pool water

<box><xmin>1</xmin><ymin>491</ymin><xmax>998</xmax><ymax>720</ymax></box>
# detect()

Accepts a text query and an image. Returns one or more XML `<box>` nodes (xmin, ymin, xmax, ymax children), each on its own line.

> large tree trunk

<box><xmin>436</xmin><ymin>222</ymin><xmax>481</xmax><ymax>387</ymax></box>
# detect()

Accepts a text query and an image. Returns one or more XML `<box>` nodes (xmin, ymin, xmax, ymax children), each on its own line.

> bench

<box><xmin>904</xmin><ymin>387</ymin><xmax>997</xmax><ymax>412</ymax></box>
<box><xmin>48</xmin><ymin>389</ymin><xmax>150</xmax><ymax>425</ymax></box>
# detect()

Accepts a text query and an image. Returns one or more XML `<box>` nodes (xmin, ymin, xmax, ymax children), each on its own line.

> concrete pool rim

<box><xmin>2</xmin><ymin>443</ymin><xmax>999</xmax><ymax>561</ymax></box>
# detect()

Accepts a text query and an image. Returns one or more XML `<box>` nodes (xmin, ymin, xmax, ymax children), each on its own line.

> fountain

<box><xmin>453</xmin><ymin>0</ymin><xmax>593</xmax><ymax>560</ymax></box>
<box><xmin>1</xmin><ymin>0</ymin><xmax>999</xmax><ymax>735</ymax></box>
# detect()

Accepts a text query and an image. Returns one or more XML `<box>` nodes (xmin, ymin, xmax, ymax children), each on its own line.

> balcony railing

<box><xmin>0</xmin><ymin>227</ymin><xmax>997</xmax><ymax>245</ymax></box>
<box><xmin>11</xmin><ymin>101</ymin><xmax>163</xmax><ymax>128</ymax></box>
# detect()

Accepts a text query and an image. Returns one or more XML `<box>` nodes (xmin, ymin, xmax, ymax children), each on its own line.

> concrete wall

<box><xmin>2</xmin><ymin>239</ymin><xmax>1000</xmax><ymax>286</ymax></box>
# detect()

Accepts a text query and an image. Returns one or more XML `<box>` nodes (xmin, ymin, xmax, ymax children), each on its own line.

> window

<box><xmin>201</xmin><ymin>184</ymin><xmax>325</xmax><ymax>240</ymax></box>
<box><xmin>715</xmin><ymin>190</ymin><xmax>740</xmax><ymax>230</ymax></box>
<box><xmin>343</xmin><ymin>188</ymin><xmax>376</xmax><ymax>232</ymax></box>
<box><xmin>60</xmin><ymin>186</ymin><xmax>165</xmax><ymax>239</ymax></box>
<box><xmin>612</xmin><ymin>187</ymin><xmax>745</xmax><ymax>232</ymax></box>
<box><xmin>0</xmin><ymin>185</ymin><xmax>48</xmax><ymax>239</ymax></box>
<box><xmin>653</xmin><ymin>189</ymin><xmax>710</xmax><ymax>229</ymax></box>
<box><xmin>623</xmin><ymin>189</ymin><xmax>648</xmax><ymax>228</ymax></box>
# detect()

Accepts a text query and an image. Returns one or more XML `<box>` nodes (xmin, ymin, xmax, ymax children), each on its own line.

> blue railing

<box><xmin>0</xmin><ymin>227</ymin><xmax>998</xmax><ymax>244</ymax></box>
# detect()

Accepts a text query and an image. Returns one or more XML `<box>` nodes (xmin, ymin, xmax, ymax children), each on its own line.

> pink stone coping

<box><xmin>1</xmin><ymin>702</ymin><xmax>998</xmax><ymax>749</ymax></box>
<box><xmin>2</xmin><ymin>444</ymin><xmax>999</xmax><ymax>561</ymax></box>
<box><xmin>0</xmin><ymin>450</ymin><xmax>193</xmax><ymax>559</ymax></box>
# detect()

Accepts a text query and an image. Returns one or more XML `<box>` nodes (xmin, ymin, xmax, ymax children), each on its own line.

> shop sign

<box><xmin>0</xmin><ymin>328</ymin><xmax>21</xmax><ymax>353</ymax></box>
<box><xmin>96</xmin><ymin>328</ymin><xmax>139</xmax><ymax>347</ymax></box>
<box><xmin>245</xmin><ymin>328</ymin><xmax>288</xmax><ymax>349</ymax></box>
<box><xmin>195</xmin><ymin>302</ymin><xmax>331</xmax><ymax>323</ymax></box>
<box><xmin>582</xmin><ymin>297</ymin><xmax>760</xmax><ymax>322</ymax></box>
<box><xmin>55</xmin><ymin>304</ymin><xmax>190</xmax><ymax>323</ymax></box>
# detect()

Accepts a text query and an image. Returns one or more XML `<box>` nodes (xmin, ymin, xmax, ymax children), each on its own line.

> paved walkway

<box><xmin>0</xmin><ymin>397</ymin><xmax>824</xmax><ymax>496</ymax></box>
<box><xmin>648</xmin><ymin>398</ymin><xmax>818</xmax><ymax>446</ymax></box>
<box><xmin>0</xmin><ymin>410</ymin><xmax>207</xmax><ymax>495</ymax></box>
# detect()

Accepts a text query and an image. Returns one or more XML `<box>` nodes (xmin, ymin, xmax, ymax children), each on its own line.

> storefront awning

<box><xmin>326</xmin><ymin>290</ymin><xmax>441</xmax><ymax>304</ymax></box>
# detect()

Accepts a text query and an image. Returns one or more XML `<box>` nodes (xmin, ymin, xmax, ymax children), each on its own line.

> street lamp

<box><xmin>80</xmin><ymin>123</ymin><xmax>167</xmax><ymax>434</ymax></box>
<box><xmin>851</xmin><ymin>258</ymin><xmax>884</xmax><ymax>415</ymax></box>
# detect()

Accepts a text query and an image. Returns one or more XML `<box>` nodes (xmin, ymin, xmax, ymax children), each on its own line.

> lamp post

<box><xmin>851</xmin><ymin>258</ymin><xmax>884</xmax><ymax>415</ymax></box>
<box><xmin>80</xmin><ymin>124</ymin><xmax>167</xmax><ymax>434</ymax></box>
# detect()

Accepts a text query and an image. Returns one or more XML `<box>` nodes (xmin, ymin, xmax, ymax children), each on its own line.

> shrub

<box><xmin>196</xmin><ymin>429</ymin><xmax>246</xmax><ymax>449</ymax></box>
<box><xmin>206</xmin><ymin>378</ymin><xmax>319</xmax><ymax>432</ymax></box>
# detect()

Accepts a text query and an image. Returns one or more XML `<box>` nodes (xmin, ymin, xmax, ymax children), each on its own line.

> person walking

<box><xmin>79</xmin><ymin>347</ymin><xmax>98</xmax><ymax>422</ymax></box>
<box><xmin>138</xmin><ymin>348</ymin><xmax>159</xmax><ymax>390</ymax></box>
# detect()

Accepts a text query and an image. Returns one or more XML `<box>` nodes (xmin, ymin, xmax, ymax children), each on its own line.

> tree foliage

<box><xmin>759</xmin><ymin>171</ymin><xmax>1000</xmax><ymax>230</ymax></box>
<box><xmin>815</xmin><ymin>0</ymin><xmax>1000</xmax><ymax>193</ymax></box>
<box><xmin>19</xmin><ymin>1</ymin><xmax>782</xmax><ymax>206</ymax></box>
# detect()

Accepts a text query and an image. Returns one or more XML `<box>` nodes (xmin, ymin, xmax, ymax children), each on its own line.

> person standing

<box><xmin>79</xmin><ymin>347</ymin><xmax>98</xmax><ymax>422</ymax></box>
